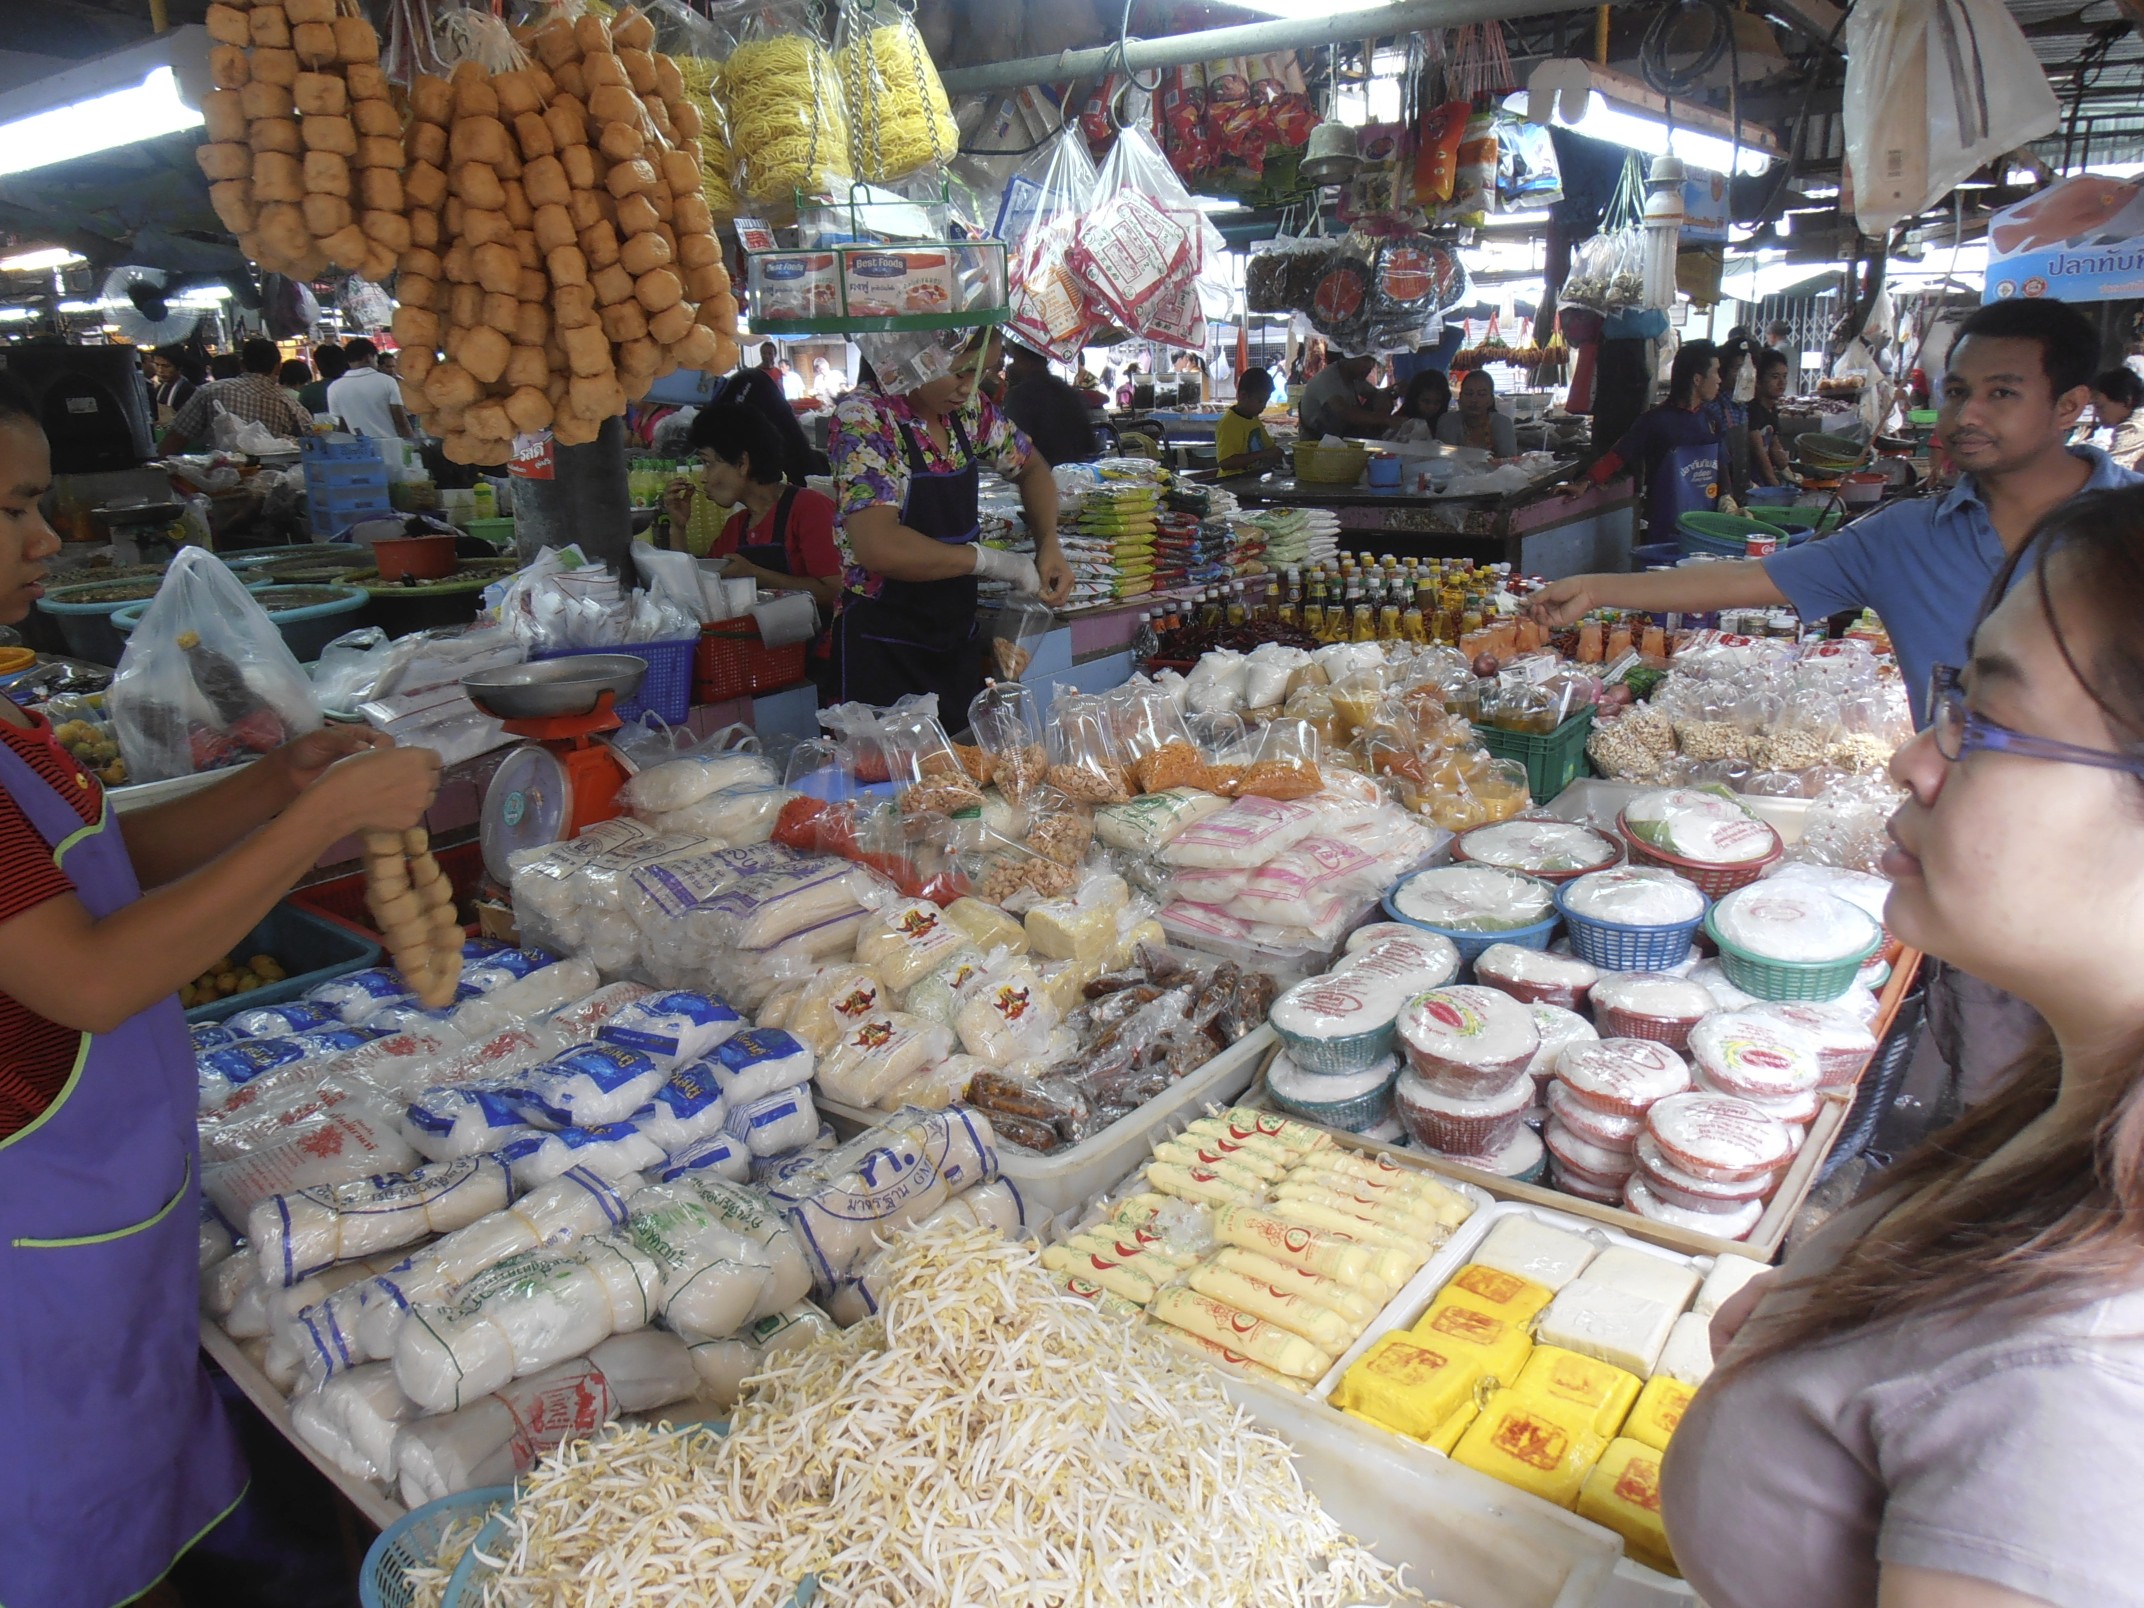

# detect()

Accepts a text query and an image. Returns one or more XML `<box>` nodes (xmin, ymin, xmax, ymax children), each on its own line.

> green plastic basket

<box><xmin>360</xmin><ymin>1486</ymin><xmax>514</xmax><ymax>1608</ymax></box>
<box><xmin>1704</xmin><ymin>907</ymin><xmax>1881</xmax><ymax>1002</ymax></box>
<box><xmin>1475</xmin><ymin>705</ymin><xmax>1594</xmax><ymax>803</ymax></box>
<box><xmin>463</xmin><ymin>516</ymin><xmax>516</xmax><ymax>548</ymax></box>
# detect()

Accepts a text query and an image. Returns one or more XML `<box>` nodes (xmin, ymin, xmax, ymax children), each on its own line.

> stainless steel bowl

<box><xmin>463</xmin><ymin>654</ymin><xmax>647</xmax><ymax>720</ymax></box>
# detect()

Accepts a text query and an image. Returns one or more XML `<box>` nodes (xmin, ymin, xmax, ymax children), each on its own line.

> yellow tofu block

<box><xmin>1578</xmin><ymin>1437</ymin><xmax>1678</xmax><ymax>1575</ymax></box>
<box><xmin>1515</xmin><ymin>1346</ymin><xmax>1643</xmax><ymax>1438</ymax></box>
<box><xmin>1624</xmin><ymin>1375</ymin><xmax>1697</xmax><ymax>1453</ymax></box>
<box><xmin>1331</xmin><ymin>1331</ymin><xmax>1481</xmax><ymax>1440</ymax></box>
<box><xmin>1453</xmin><ymin>1389</ymin><xmax>1610</xmax><ymax>1509</ymax></box>
<box><xmin>1423</xmin><ymin>1396</ymin><xmax>1479</xmax><ymax>1454</ymax></box>
<box><xmin>1411</xmin><ymin>1297</ymin><xmax>1533</xmax><ymax>1385</ymax></box>
<box><xmin>1445</xmin><ymin>1262</ymin><xmax>1555</xmax><ymax>1325</ymax></box>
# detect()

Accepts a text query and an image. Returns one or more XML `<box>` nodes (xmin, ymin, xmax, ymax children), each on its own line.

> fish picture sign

<box><xmin>1985</xmin><ymin>173</ymin><xmax>2144</xmax><ymax>304</ymax></box>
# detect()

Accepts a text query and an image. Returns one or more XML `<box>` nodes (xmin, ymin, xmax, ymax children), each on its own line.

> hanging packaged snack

<box><xmin>1004</xmin><ymin>127</ymin><xmax>1102</xmax><ymax>365</ymax></box>
<box><xmin>1445</xmin><ymin>111</ymin><xmax>1501</xmax><ymax>225</ymax></box>
<box><xmin>1305</xmin><ymin>247</ymin><xmax>1376</xmax><ymax>351</ymax></box>
<box><xmin>724</xmin><ymin>0</ymin><xmax>853</xmax><ymax>207</ymax></box>
<box><xmin>1068</xmin><ymin>126</ymin><xmax>1221</xmax><ymax>349</ymax></box>
<box><xmin>1244</xmin><ymin>236</ymin><xmax>1334</xmax><ymax>314</ymax></box>
<box><xmin>1157</xmin><ymin>62</ymin><xmax>1214</xmax><ymax>180</ymax></box>
<box><xmin>1263</xmin><ymin>53</ymin><xmax>1318</xmax><ymax>146</ymax></box>
<box><xmin>1412</xmin><ymin>100</ymin><xmax>1471</xmax><ymax>206</ymax></box>
<box><xmin>837</xmin><ymin>0</ymin><xmax>957</xmax><ymax>185</ymax></box>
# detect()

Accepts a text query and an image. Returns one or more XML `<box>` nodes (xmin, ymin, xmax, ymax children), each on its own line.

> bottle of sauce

<box><xmin>1378</xmin><ymin>582</ymin><xmax>1402</xmax><ymax>642</ymax></box>
<box><xmin>1300</xmin><ymin>577</ymin><xmax>1325</xmax><ymax>640</ymax></box>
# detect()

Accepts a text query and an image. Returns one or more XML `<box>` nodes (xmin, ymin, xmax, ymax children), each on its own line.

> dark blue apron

<box><xmin>0</xmin><ymin>737</ymin><xmax>249</xmax><ymax>1608</ymax></box>
<box><xmin>731</xmin><ymin>485</ymin><xmax>802</xmax><ymax>577</ymax></box>
<box><xmin>1648</xmin><ymin>437</ymin><xmax>1722</xmax><ymax>536</ymax></box>
<box><xmin>818</xmin><ymin>414</ymin><xmax>986</xmax><ymax>717</ymax></box>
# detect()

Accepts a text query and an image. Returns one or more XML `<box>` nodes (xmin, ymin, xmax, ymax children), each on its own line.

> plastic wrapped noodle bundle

<box><xmin>409</xmin><ymin>1023</ymin><xmax>558</xmax><ymax>1097</ymax></box>
<box><xmin>854</xmin><ymin>898</ymin><xmax>974</xmax><ymax>992</ymax></box>
<box><xmin>395</xmin><ymin>1331</ymin><xmax>702</xmax><ymax>1507</ymax></box>
<box><xmin>450</xmin><ymin>956</ymin><xmax>601</xmax><ymax>1041</ymax></box>
<box><xmin>501</xmin><ymin>1122</ymin><xmax>668</xmax><ymax>1189</ymax></box>
<box><xmin>630</xmin><ymin>1062</ymin><xmax>731</xmax><ymax>1154</ymax></box>
<box><xmin>509</xmin><ymin>1044</ymin><xmax>672</xmax><ymax>1129</ymax></box>
<box><xmin>623</xmin><ymin>1181</ymin><xmax>778</xmax><ymax>1341</ymax></box>
<box><xmin>657</xmin><ymin>1130</ymin><xmax>753</xmax><ymax>1185</ymax></box>
<box><xmin>201</xmin><ymin>1110</ymin><xmax>417</xmax><ymax>1227</ymax></box>
<box><xmin>597</xmin><ymin>991</ymin><xmax>743</xmax><ymax>1064</ymax></box>
<box><xmin>839</xmin><ymin>9</ymin><xmax>957</xmax><ymax>183</ymax></box>
<box><xmin>686</xmin><ymin>1300</ymin><xmax>837</xmax><ymax>1407</ymax></box>
<box><xmin>950</xmin><ymin>955</ymin><xmax>1058</xmax><ymax>1066</ymax></box>
<box><xmin>815</xmin><ymin>1012</ymin><xmax>956</xmax><ymax>1107</ymax></box>
<box><xmin>291</xmin><ymin>1166</ymin><xmax>641</xmax><ymax>1390</ymax></box>
<box><xmin>544</xmin><ymin>982</ymin><xmax>660</xmax><ymax>1042</ymax></box>
<box><xmin>899</xmin><ymin>949</ymin><xmax>989</xmax><ymax>1028</ymax></box>
<box><xmin>697</xmin><ymin>1027</ymin><xmax>816</xmax><ymax>1105</ymax></box>
<box><xmin>662</xmin><ymin>1173</ymin><xmax>814</xmax><ymax>1317</ymax></box>
<box><xmin>784</xmin><ymin>963</ymin><xmax>893</xmax><ymax>1055</ymax></box>
<box><xmin>725</xmin><ymin>1084</ymin><xmax>821</xmax><ymax>1157</ymax></box>
<box><xmin>393</xmin><ymin>1234</ymin><xmax>667</xmax><ymax>1413</ymax></box>
<box><xmin>232</xmin><ymin>999</ymin><xmax>348</xmax><ymax>1037</ymax></box>
<box><xmin>248</xmin><ymin>1155</ymin><xmax>515</xmax><ymax>1288</ymax></box>
<box><xmin>765</xmin><ymin>1114</ymin><xmax>979</xmax><ymax>1287</ymax></box>
<box><xmin>404</xmin><ymin>1087</ymin><xmax>532</xmax><ymax>1162</ymax></box>
<box><xmin>622</xmin><ymin>749</ymin><xmax>779</xmax><ymax>816</ymax></box>
<box><xmin>290</xmin><ymin>1363</ymin><xmax>418</xmax><ymax>1489</ymax></box>
<box><xmin>726</xmin><ymin>5</ymin><xmax>853</xmax><ymax>206</ymax></box>
<box><xmin>882</xmin><ymin>1104</ymin><xmax>999</xmax><ymax>1195</ymax></box>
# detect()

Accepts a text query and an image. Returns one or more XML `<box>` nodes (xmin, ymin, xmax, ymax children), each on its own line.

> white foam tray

<box><xmin>1231</xmin><ymin>1377</ymin><xmax>1620</xmax><ymax>1608</ymax></box>
<box><xmin>1308</xmin><ymin>1198</ymin><xmax>1714</xmax><ymax>1602</ymax></box>
<box><xmin>818</xmin><ymin>1024</ymin><xmax>1277</xmax><ymax>1228</ymax></box>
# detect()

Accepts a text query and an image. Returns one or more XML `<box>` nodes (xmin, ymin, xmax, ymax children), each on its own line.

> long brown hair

<box><xmin>1731</xmin><ymin>487</ymin><xmax>2144</xmax><ymax>1366</ymax></box>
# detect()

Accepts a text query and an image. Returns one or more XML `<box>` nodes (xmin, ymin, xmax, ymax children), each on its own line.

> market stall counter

<box><xmin>1219</xmin><ymin>465</ymin><xmax>1636</xmax><ymax>579</ymax></box>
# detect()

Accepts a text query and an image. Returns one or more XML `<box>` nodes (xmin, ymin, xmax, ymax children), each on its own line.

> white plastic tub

<box><xmin>1309</xmin><ymin>1198</ymin><xmax>1711</xmax><ymax>1600</ymax></box>
<box><xmin>818</xmin><ymin>1026</ymin><xmax>1278</xmax><ymax>1228</ymax></box>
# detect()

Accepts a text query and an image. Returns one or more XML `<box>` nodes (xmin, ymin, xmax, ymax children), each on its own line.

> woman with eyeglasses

<box><xmin>1662</xmin><ymin>486</ymin><xmax>2144</xmax><ymax>1608</ymax></box>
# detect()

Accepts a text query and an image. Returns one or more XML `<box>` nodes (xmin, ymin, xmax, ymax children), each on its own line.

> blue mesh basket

<box><xmin>1554</xmin><ymin>883</ymin><xmax>1707</xmax><ymax>971</ymax></box>
<box><xmin>531</xmin><ymin>637</ymin><xmax>697</xmax><ymax>724</ymax></box>
<box><xmin>1380</xmin><ymin>886</ymin><xmax>1559</xmax><ymax>967</ymax></box>
<box><xmin>359</xmin><ymin>1486</ymin><xmax>515</xmax><ymax>1608</ymax></box>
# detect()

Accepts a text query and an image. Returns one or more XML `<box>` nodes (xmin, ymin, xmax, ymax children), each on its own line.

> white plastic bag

<box><xmin>108</xmin><ymin>547</ymin><xmax>324</xmax><ymax>783</ymax></box>
<box><xmin>1845</xmin><ymin>0</ymin><xmax>2059</xmax><ymax>238</ymax></box>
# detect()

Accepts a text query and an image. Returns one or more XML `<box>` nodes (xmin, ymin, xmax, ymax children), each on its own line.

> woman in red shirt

<box><xmin>0</xmin><ymin>377</ymin><xmax>439</xmax><ymax>1608</ymax></box>
<box><xmin>664</xmin><ymin>402</ymin><xmax>844</xmax><ymax>614</ymax></box>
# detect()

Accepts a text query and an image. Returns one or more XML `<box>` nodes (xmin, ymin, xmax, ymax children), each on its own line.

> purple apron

<box><xmin>0</xmin><ymin>737</ymin><xmax>248</xmax><ymax>1608</ymax></box>
<box><xmin>730</xmin><ymin>485</ymin><xmax>804</xmax><ymax>578</ymax></box>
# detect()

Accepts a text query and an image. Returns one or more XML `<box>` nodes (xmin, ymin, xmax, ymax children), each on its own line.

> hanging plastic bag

<box><xmin>109</xmin><ymin>549</ymin><xmax>324</xmax><ymax>784</ymax></box>
<box><xmin>837</xmin><ymin>0</ymin><xmax>958</xmax><ymax>185</ymax></box>
<box><xmin>1004</xmin><ymin>127</ymin><xmax>1102</xmax><ymax>365</ymax></box>
<box><xmin>725</xmin><ymin>0</ymin><xmax>854</xmax><ymax>207</ymax></box>
<box><xmin>1069</xmin><ymin>125</ymin><xmax>1223</xmax><ymax>350</ymax></box>
<box><xmin>1845</xmin><ymin>0</ymin><xmax>2058</xmax><ymax>239</ymax></box>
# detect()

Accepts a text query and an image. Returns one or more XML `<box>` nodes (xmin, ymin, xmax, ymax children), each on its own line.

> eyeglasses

<box><xmin>1927</xmin><ymin>664</ymin><xmax>2144</xmax><ymax>778</ymax></box>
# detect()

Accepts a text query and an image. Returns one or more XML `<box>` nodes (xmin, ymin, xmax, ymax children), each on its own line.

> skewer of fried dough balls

<box><xmin>362</xmin><ymin>827</ymin><xmax>464</xmax><ymax>1008</ymax></box>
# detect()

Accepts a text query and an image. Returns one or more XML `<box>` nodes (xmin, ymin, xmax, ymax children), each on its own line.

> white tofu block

<box><xmin>1537</xmin><ymin>1282</ymin><xmax>1678</xmax><ymax>1377</ymax></box>
<box><xmin>1577</xmin><ymin>1245</ymin><xmax>1700</xmax><ymax>1312</ymax></box>
<box><xmin>1693</xmin><ymin>1254</ymin><xmax>1768</xmax><ymax>1317</ymax></box>
<box><xmin>1472</xmin><ymin>1213</ymin><xmax>1597</xmax><ymax>1292</ymax></box>
<box><xmin>1657</xmin><ymin>1310</ymin><xmax>1714</xmax><ymax>1385</ymax></box>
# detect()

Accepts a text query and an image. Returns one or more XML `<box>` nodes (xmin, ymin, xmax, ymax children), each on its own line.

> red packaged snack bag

<box><xmin>1266</xmin><ymin>52</ymin><xmax>1318</xmax><ymax>148</ymax></box>
<box><xmin>1413</xmin><ymin>100</ymin><xmax>1470</xmax><ymax>205</ymax></box>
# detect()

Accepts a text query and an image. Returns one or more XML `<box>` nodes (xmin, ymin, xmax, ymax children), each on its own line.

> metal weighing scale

<box><xmin>465</xmin><ymin>654</ymin><xmax>649</xmax><ymax>884</ymax></box>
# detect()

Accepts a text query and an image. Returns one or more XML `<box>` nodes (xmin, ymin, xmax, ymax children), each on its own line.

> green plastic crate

<box><xmin>1475</xmin><ymin>705</ymin><xmax>1595</xmax><ymax>803</ymax></box>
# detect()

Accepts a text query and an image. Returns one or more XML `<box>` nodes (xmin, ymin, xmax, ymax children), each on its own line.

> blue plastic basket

<box><xmin>303</xmin><ymin>435</ymin><xmax>382</xmax><ymax>462</ymax></box>
<box><xmin>185</xmin><ymin>903</ymin><xmax>384</xmax><ymax>1023</ymax></box>
<box><xmin>531</xmin><ymin>637</ymin><xmax>697</xmax><ymax>724</ymax></box>
<box><xmin>359</xmin><ymin>1485</ymin><xmax>515</xmax><ymax>1608</ymax></box>
<box><xmin>1381</xmin><ymin>876</ymin><xmax>1560</xmax><ymax>967</ymax></box>
<box><xmin>1630</xmin><ymin>541</ymin><xmax>1683</xmax><ymax>569</ymax></box>
<box><xmin>1554</xmin><ymin>883</ymin><xmax>1706</xmax><ymax>971</ymax></box>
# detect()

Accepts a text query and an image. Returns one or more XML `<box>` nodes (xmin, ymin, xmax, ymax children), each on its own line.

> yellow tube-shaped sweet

<box><xmin>1147</xmin><ymin>1287</ymin><xmax>1332</xmax><ymax>1381</ymax></box>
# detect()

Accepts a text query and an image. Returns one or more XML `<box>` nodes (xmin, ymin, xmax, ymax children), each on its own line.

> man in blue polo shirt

<box><xmin>1529</xmin><ymin>297</ymin><xmax>2136</xmax><ymax>723</ymax></box>
<box><xmin>1529</xmin><ymin>296</ymin><xmax>2136</xmax><ymax>1110</ymax></box>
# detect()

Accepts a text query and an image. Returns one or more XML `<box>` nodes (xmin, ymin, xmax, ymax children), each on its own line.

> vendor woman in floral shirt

<box><xmin>820</xmin><ymin>329</ymin><xmax>1072</xmax><ymax>713</ymax></box>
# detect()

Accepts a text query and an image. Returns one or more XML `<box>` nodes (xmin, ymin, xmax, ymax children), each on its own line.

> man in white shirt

<box><xmin>324</xmin><ymin>338</ymin><xmax>411</xmax><ymax>440</ymax></box>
